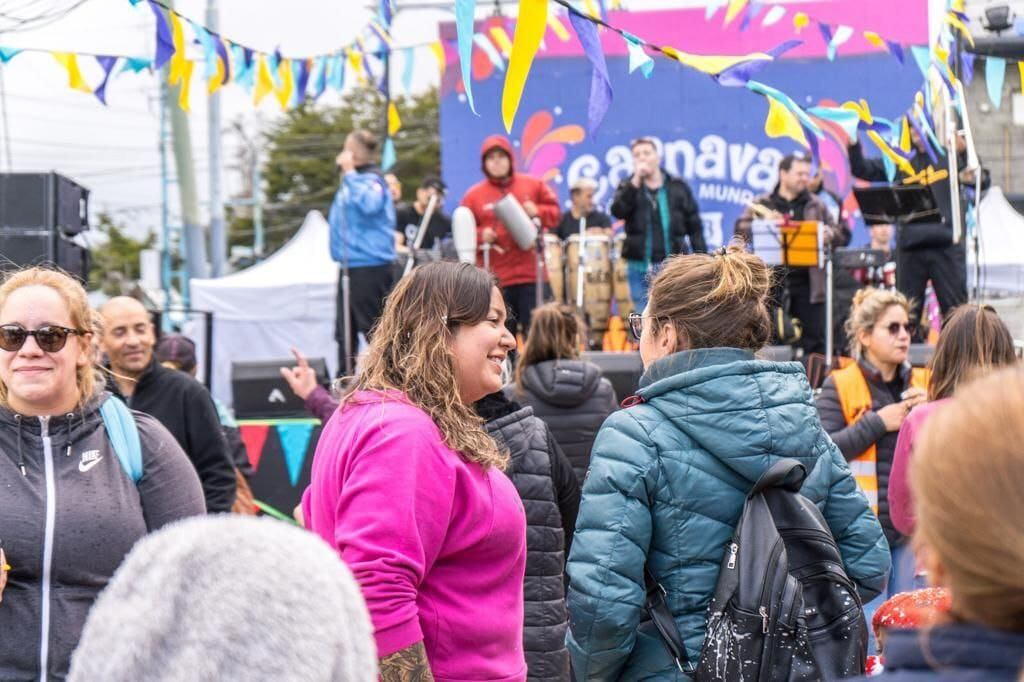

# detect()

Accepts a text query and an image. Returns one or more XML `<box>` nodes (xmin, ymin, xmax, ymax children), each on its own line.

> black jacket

<box><xmin>506</xmin><ymin>359</ymin><xmax>617</xmax><ymax>486</ymax></box>
<box><xmin>110</xmin><ymin>360</ymin><xmax>236</xmax><ymax>513</ymax></box>
<box><xmin>816</xmin><ymin>359</ymin><xmax>913</xmax><ymax>546</ymax></box>
<box><xmin>848</xmin><ymin>142</ymin><xmax>990</xmax><ymax>251</ymax></box>
<box><xmin>853</xmin><ymin>623</ymin><xmax>1024</xmax><ymax>681</ymax></box>
<box><xmin>556</xmin><ymin>209</ymin><xmax>612</xmax><ymax>240</ymax></box>
<box><xmin>610</xmin><ymin>171</ymin><xmax>705</xmax><ymax>262</ymax></box>
<box><xmin>476</xmin><ymin>392</ymin><xmax>579</xmax><ymax>682</ymax></box>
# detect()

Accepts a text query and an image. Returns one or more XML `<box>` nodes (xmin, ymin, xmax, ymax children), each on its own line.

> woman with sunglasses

<box><xmin>302</xmin><ymin>262</ymin><xmax>528</xmax><ymax>682</ymax></box>
<box><xmin>566</xmin><ymin>245</ymin><xmax>888</xmax><ymax>678</ymax></box>
<box><xmin>0</xmin><ymin>268</ymin><xmax>204</xmax><ymax>680</ymax></box>
<box><xmin>816</xmin><ymin>287</ymin><xmax>929</xmax><ymax>648</ymax></box>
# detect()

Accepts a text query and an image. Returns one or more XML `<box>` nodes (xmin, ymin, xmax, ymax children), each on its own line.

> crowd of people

<box><xmin>0</xmin><ymin>118</ymin><xmax>1022</xmax><ymax>682</ymax></box>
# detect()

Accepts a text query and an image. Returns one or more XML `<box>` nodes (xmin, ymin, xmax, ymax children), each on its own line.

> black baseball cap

<box><xmin>421</xmin><ymin>176</ymin><xmax>447</xmax><ymax>193</ymax></box>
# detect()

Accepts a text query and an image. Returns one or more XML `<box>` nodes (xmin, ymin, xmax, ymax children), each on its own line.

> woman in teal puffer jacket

<box><xmin>565</xmin><ymin>244</ymin><xmax>891</xmax><ymax>680</ymax></box>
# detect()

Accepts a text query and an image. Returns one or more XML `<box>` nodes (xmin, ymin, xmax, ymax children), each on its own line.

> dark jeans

<box><xmin>336</xmin><ymin>264</ymin><xmax>394</xmax><ymax>375</ymax></box>
<box><xmin>786</xmin><ymin>269</ymin><xmax>826</xmax><ymax>357</ymax></box>
<box><xmin>897</xmin><ymin>243</ymin><xmax>967</xmax><ymax>336</ymax></box>
<box><xmin>503</xmin><ymin>282</ymin><xmax>552</xmax><ymax>338</ymax></box>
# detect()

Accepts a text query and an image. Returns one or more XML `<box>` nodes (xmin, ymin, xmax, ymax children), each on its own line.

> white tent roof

<box><xmin>189</xmin><ymin>211</ymin><xmax>339</xmax><ymax>406</ymax></box>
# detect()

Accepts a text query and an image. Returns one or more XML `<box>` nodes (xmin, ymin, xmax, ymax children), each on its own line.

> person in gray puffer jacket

<box><xmin>507</xmin><ymin>303</ymin><xmax>617</xmax><ymax>485</ymax></box>
<box><xmin>475</xmin><ymin>390</ymin><xmax>580</xmax><ymax>682</ymax></box>
<box><xmin>68</xmin><ymin>515</ymin><xmax>378</xmax><ymax>682</ymax></box>
<box><xmin>0</xmin><ymin>268</ymin><xmax>205</xmax><ymax>681</ymax></box>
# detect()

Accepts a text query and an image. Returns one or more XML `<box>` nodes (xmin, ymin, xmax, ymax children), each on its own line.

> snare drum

<box><xmin>542</xmin><ymin>234</ymin><xmax>565</xmax><ymax>303</ymax></box>
<box><xmin>566</xmin><ymin>234</ymin><xmax>612</xmax><ymax>344</ymax></box>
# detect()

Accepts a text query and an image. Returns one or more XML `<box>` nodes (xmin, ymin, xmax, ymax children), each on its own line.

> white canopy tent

<box><xmin>189</xmin><ymin>211</ymin><xmax>338</xmax><ymax>407</ymax></box>
<box><xmin>970</xmin><ymin>186</ymin><xmax>1024</xmax><ymax>295</ymax></box>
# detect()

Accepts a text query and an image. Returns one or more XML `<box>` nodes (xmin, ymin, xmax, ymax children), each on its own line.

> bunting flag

<box><xmin>764</xmin><ymin>96</ymin><xmax>808</xmax><ymax>146</ymax></box>
<box><xmin>177</xmin><ymin>59</ymin><xmax>194</xmax><ymax>112</ymax></box>
<box><xmin>715</xmin><ymin>39</ymin><xmax>800</xmax><ymax>87</ymax></box>
<box><xmin>167</xmin><ymin>10</ymin><xmax>188</xmax><ymax>85</ymax></box>
<box><xmin>328</xmin><ymin>54</ymin><xmax>346</xmax><ymax>91</ymax></box>
<box><xmin>961</xmin><ymin>51</ymin><xmax>975</xmax><ymax>85</ymax></box>
<box><xmin>401</xmin><ymin>46</ymin><xmax>415</xmax><ymax>93</ymax></box>
<box><xmin>93</xmin><ymin>56</ymin><xmax>120</xmax><ymax>105</ymax></box>
<box><xmin>1019</xmin><ymin>61</ymin><xmax>1024</xmax><ymax>93</ymax></box>
<box><xmin>985</xmin><ymin>56</ymin><xmax>1006</xmax><ymax>109</ymax></box>
<box><xmin>455</xmin><ymin>0</ymin><xmax>477</xmax><ymax>114</ymax></box>
<box><xmin>429</xmin><ymin>41</ymin><xmax>446</xmax><ymax>74</ymax></box>
<box><xmin>0</xmin><ymin>47</ymin><xmax>23</xmax><ymax>63</ymax></box>
<box><xmin>622</xmin><ymin>32</ymin><xmax>653</xmax><ymax>78</ymax></box>
<box><xmin>388</xmin><ymin>101</ymin><xmax>402</xmax><ymax>135</ymax></box>
<box><xmin>239</xmin><ymin>423</ymin><xmax>270</xmax><ymax>471</ymax></box>
<box><xmin>503</xmin><ymin>0</ymin><xmax>548</xmax><ymax>132</ymax></box>
<box><xmin>664</xmin><ymin>47</ymin><xmax>772</xmax><ymax>77</ymax></box>
<box><xmin>253</xmin><ymin>54</ymin><xmax>274</xmax><ymax>104</ymax></box>
<box><xmin>276</xmin><ymin>423</ymin><xmax>315</xmax><ymax>487</ymax></box>
<box><xmin>381</xmin><ymin>136</ymin><xmax>397</xmax><ymax>170</ymax></box>
<box><xmin>568</xmin><ymin>11</ymin><xmax>612</xmax><ymax>136</ymax></box>
<box><xmin>52</xmin><ymin>53</ymin><xmax>92</xmax><ymax>93</ymax></box>
<box><xmin>148</xmin><ymin>1</ymin><xmax>174</xmax><ymax>69</ymax></box>
<box><xmin>274</xmin><ymin>57</ymin><xmax>295</xmax><ymax>108</ymax></box>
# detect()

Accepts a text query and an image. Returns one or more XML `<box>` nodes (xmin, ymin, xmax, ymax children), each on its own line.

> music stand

<box><xmin>852</xmin><ymin>185</ymin><xmax>941</xmax><ymax>226</ymax></box>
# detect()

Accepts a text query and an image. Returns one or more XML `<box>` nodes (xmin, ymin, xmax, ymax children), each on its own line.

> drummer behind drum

<box><xmin>396</xmin><ymin>176</ymin><xmax>452</xmax><ymax>253</ymax></box>
<box><xmin>461</xmin><ymin>134</ymin><xmax>561</xmax><ymax>337</ymax></box>
<box><xmin>557</xmin><ymin>178</ymin><xmax>612</xmax><ymax>239</ymax></box>
<box><xmin>610</xmin><ymin>137</ymin><xmax>706</xmax><ymax>314</ymax></box>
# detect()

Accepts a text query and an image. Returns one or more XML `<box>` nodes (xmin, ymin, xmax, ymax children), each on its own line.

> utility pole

<box><xmin>252</xmin><ymin>147</ymin><xmax>264</xmax><ymax>258</ymax></box>
<box><xmin>206</xmin><ymin>0</ymin><xmax>226</xmax><ymax>276</ymax></box>
<box><xmin>166</xmin><ymin>0</ymin><xmax>210</xmax><ymax>288</ymax></box>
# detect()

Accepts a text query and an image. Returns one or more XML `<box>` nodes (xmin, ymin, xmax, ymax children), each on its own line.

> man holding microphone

<box><xmin>610</xmin><ymin>137</ymin><xmax>705</xmax><ymax>313</ymax></box>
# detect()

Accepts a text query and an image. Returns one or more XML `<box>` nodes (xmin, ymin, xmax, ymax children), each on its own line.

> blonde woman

<box><xmin>302</xmin><ymin>262</ymin><xmax>526</xmax><ymax>682</ymax></box>
<box><xmin>0</xmin><ymin>268</ymin><xmax>204</xmax><ymax>680</ymax></box>
<box><xmin>851</xmin><ymin>367</ymin><xmax>1024</xmax><ymax>680</ymax></box>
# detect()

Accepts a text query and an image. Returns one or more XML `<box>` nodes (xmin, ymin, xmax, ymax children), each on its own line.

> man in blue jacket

<box><xmin>329</xmin><ymin>129</ymin><xmax>396</xmax><ymax>374</ymax></box>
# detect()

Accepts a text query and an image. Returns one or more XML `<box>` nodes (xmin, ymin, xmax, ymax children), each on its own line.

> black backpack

<box><xmin>645</xmin><ymin>459</ymin><xmax>868</xmax><ymax>680</ymax></box>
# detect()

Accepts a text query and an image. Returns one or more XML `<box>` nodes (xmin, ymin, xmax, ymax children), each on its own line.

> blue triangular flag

<box><xmin>276</xmin><ymin>423</ymin><xmax>314</xmax><ymax>487</ymax></box>
<box><xmin>381</xmin><ymin>136</ymin><xmax>397</xmax><ymax>170</ymax></box>
<box><xmin>0</xmin><ymin>47</ymin><xmax>23</xmax><ymax>63</ymax></box>
<box><xmin>985</xmin><ymin>56</ymin><xmax>1006</xmax><ymax>109</ymax></box>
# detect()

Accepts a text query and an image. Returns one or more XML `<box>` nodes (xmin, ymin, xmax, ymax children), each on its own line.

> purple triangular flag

<box><xmin>94</xmin><ymin>56</ymin><xmax>119</xmax><ymax>105</ymax></box>
<box><xmin>961</xmin><ymin>51</ymin><xmax>975</xmax><ymax>85</ymax></box>
<box><xmin>568</xmin><ymin>11</ymin><xmax>613</xmax><ymax>136</ymax></box>
<box><xmin>148</xmin><ymin>1</ymin><xmax>174</xmax><ymax>69</ymax></box>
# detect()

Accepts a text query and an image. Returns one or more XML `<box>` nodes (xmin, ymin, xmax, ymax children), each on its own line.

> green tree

<box><xmin>229</xmin><ymin>86</ymin><xmax>440</xmax><ymax>256</ymax></box>
<box><xmin>88</xmin><ymin>213</ymin><xmax>156</xmax><ymax>295</ymax></box>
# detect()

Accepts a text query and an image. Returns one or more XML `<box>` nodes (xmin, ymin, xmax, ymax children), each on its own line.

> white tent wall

<box><xmin>970</xmin><ymin>186</ymin><xmax>1024</xmax><ymax>295</ymax></box>
<box><xmin>188</xmin><ymin>211</ymin><xmax>339</xmax><ymax>407</ymax></box>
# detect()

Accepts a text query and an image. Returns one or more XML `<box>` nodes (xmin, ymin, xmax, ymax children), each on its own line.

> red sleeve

<box><xmin>534</xmin><ymin>179</ymin><xmax>562</xmax><ymax>230</ymax></box>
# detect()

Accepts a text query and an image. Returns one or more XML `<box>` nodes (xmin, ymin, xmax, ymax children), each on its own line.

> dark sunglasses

<box><xmin>881</xmin><ymin>322</ymin><xmax>914</xmax><ymax>336</ymax></box>
<box><xmin>0</xmin><ymin>325</ymin><xmax>86</xmax><ymax>353</ymax></box>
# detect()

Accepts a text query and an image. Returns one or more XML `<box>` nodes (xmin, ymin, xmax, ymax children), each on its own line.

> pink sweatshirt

<box><xmin>302</xmin><ymin>391</ymin><xmax>528</xmax><ymax>682</ymax></box>
<box><xmin>889</xmin><ymin>399</ymin><xmax>949</xmax><ymax>536</ymax></box>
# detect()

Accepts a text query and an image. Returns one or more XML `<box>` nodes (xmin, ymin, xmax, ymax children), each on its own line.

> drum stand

<box><xmin>481</xmin><ymin>243</ymin><xmax>491</xmax><ymax>271</ymax></box>
<box><xmin>402</xmin><ymin>193</ymin><xmax>438</xmax><ymax>278</ymax></box>
<box><xmin>575</xmin><ymin>216</ymin><xmax>587</xmax><ymax>313</ymax></box>
<box><xmin>534</xmin><ymin>227</ymin><xmax>545</xmax><ymax>311</ymax></box>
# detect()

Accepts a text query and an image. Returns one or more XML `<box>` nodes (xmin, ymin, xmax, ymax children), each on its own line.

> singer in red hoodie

<box><xmin>461</xmin><ymin>135</ymin><xmax>561</xmax><ymax>336</ymax></box>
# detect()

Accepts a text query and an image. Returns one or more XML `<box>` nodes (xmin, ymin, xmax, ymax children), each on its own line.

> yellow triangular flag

<box><xmin>899</xmin><ymin>117</ymin><xmax>912</xmax><ymax>153</ymax></box>
<box><xmin>867</xmin><ymin>130</ymin><xmax>915</xmax><ymax>176</ymax></box>
<box><xmin>254</xmin><ymin>55</ymin><xmax>274</xmax><ymax>104</ymax></box>
<box><xmin>274</xmin><ymin>58</ymin><xmax>294</xmax><ymax>109</ymax></box>
<box><xmin>764</xmin><ymin>97</ymin><xmax>808</xmax><ymax>146</ymax></box>
<box><xmin>208</xmin><ymin>56</ymin><xmax>226</xmax><ymax>94</ymax></box>
<box><xmin>348</xmin><ymin>50</ymin><xmax>366</xmax><ymax>86</ymax></box>
<box><xmin>388</xmin><ymin>102</ymin><xmax>402</xmax><ymax>136</ymax></box>
<box><xmin>1018</xmin><ymin>61</ymin><xmax>1024</xmax><ymax>93</ymax></box>
<box><xmin>725</xmin><ymin>0</ymin><xmax>749</xmax><ymax>25</ymax></box>
<box><xmin>51</xmin><ymin>52</ymin><xmax>92</xmax><ymax>93</ymax></box>
<box><xmin>502</xmin><ymin>0</ymin><xmax>548</xmax><ymax>133</ymax></box>
<box><xmin>167</xmin><ymin>11</ymin><xmax>188</xmax><ymax>85</ymax></box>
<box><xmin>664</xmin><ymin>46</ymin><xmax>772</xmax><ymax>76</ymax></box>
<box><xmin>429</xmin><ymin>41</ymin><xmax>446</xmax><ymax>74</ymax></box>
<box><xmin>177</xmin><ymin>60</ymin><xmax>194</xmax><ymax>112</ymax></box>
<box><xmin>945</xmin><ymin>12</ymin><xmax>974</xmax><ymax>47</ymax></box>
<box><xmin>793</xmin><ymin>12</ymin><xmax>809</xmax><ymax>33</ymax></box>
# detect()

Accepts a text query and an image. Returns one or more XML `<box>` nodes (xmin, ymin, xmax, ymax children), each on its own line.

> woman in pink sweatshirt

<box><xmin>889</xmin><ymin>305</ymin><xmax>1017</xmax><ymax>536</ymax></box>
<box><xmin>303</xmin><ymin>262</ymin><xmax>526</xmax><ymax>682</ymax></box>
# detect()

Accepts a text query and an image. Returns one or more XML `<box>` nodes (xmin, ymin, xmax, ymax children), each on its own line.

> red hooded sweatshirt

<box><xmin>460</xmin><ymin>135</ymin><xmax>561</xmax><ymax>288</ymax></box>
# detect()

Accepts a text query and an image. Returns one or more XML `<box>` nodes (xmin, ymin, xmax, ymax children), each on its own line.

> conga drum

<box><xmin>566</xmin><ymin>234</ymin><xmax>612</xmax><ymax>348</ymax></box>
<box><xmin>542</xmin><ymin>233</ymin><xmax>565</xmax><ymax>303</ymax></box>
<box><xmin>612</xmin><ymin>233</ymin><xmax>635</xmax><ymax>321</ymax></box>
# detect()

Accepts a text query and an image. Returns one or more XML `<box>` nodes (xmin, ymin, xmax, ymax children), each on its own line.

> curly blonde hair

<box><xmin>342</xmin><ymin>261</ymin><xmax>507</xmax><ymax>470</ymax></box>
<box><xmin>0</xmin><ymin>267</ymin><xmax>100</xmax><ymax>411</ymax></box>
<box><xmin>845</xmin><ymin>287</ymin><xmax>911</xmax><ymax>358</ymax></box>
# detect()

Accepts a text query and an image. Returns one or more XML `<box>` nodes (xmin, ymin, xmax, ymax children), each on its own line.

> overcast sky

<box><xmin>0</xmin><ymin>0</ymin><xmax>950</xmax><ymax>248</ymax></box>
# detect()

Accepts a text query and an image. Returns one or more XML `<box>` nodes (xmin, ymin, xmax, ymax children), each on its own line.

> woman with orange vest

<box><xmin>816</xmin><ymin>288</ymin><xmax>930</xmax><ymax>651</ymax></box>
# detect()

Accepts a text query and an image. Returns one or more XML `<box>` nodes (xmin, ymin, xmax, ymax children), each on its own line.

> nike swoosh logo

<box><xmin>78</xmin><ymin>457</ymin><xmax>103</xmax><ymax>473</ymax></box>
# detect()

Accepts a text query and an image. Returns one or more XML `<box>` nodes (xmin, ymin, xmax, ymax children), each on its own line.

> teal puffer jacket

<box><xmin>566</xmin><ymin>348</ymin><xmax>891</xmax><ymax>680</ymax></box>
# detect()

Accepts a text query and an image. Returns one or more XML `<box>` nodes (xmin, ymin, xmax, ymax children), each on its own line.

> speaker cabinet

<box><xmin>232</xmin><ymin>358</ymin><xmax>331</xmax><ymax>419</ymax></box>
<box><xmin>0</xmin><ymin>229</ymin><xmax>90</xmax><ymax>282</ymax></box>
<box><xmin>0</xmin><ymin>172</ymin><xmax>90</xmax><ymax>236</ymax></box>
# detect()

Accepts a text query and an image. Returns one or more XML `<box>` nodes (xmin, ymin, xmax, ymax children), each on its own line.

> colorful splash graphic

<box><xmin>514</xmin><ymin>109</ymin><xmax>586</xmax><ymax>183</ymax></box>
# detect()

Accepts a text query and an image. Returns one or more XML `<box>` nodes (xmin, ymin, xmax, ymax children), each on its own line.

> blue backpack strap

<box><xmin>100</xmin><ymin>395</ymin><xmax>143</xmax><ymax>484</ymax></box>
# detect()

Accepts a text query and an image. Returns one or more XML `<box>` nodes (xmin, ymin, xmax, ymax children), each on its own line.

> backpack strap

<box><xmin>99</xmin><ymin>396</ymin><xmax>143</xmax><ymax>484</ymax></box>
<box><xmin>749</xmin><ymin>458</ymin><xmax>806</xmax><ymax>497</ymax></box>
<box><xmin>644</xmin><ymin>567</ymin><xmax>690</xmax><ymax>673</ymax></box>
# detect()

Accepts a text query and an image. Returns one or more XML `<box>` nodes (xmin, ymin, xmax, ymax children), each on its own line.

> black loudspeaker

<box><xmin>0</xmin><ymin>173</ymin><xmax>89</xmax><ymax>236</ymax></box>
<box><xmin>232</xmin><ymin>358</ymin><xmax>330</xmax><ymax>419</ymax></box>
<box><xmin>0</xmin><ymin>229</ymin><xmax>90</xmax><ymax>281</ymax></box>
<box><xmin>581</xmin><ymin>351</ymin><xmax>644</xmax><ymax>403</ymax></box>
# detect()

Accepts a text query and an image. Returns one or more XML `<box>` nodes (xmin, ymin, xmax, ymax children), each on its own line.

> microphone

<box><xmin>451</xmin><ymin>207</ymin><xmax>478</xmax><ymax>265</ymax></box>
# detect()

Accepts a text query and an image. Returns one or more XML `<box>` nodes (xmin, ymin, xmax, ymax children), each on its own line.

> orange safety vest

<box><xmin>831</xmin><ymin>362</ymin><xmax>930</xmax><ymax>515</ymax></box>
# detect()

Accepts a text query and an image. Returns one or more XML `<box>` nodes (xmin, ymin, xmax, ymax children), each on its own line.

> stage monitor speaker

<box><xmin>581</xmin><ymin>351</ymin><xmax>643</xmax><ymax>404</ymax></box>
<box><xmin>0</xmin><ymin>172</ymin><xmax>90</xmax><ymax>236</ymax></box>
<box><xmin>232</xmin><ymin>358</ymin><xmax>330</xmax><ymax>419</ymax></box>
<box><xmin>0</xmin><ymin>229</ymin><xmax>90</xmax><ymax>282</ymax></box>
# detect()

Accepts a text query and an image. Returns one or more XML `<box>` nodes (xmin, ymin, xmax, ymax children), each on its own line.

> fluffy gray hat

<box><xmin>68</xmin><ymin>515</ymin><xmax>377</xmax><ymax>682</ymax></box>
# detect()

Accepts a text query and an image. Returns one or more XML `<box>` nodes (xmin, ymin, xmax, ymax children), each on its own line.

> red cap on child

<box><xmin>872</xmin><ymin>587</ymin><xmax>952</xmax><ymax>637</ymax></box>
